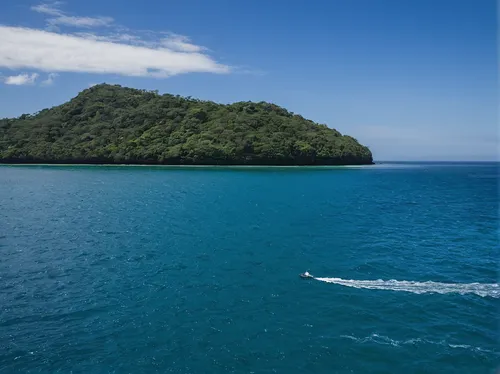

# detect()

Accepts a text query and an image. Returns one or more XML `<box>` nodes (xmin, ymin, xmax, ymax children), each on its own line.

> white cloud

<box><xmin>4</xmin><ymin>73</ymin><xmax>39</xmax><ymax>85</ymax></box>
<box><xmin>31</xmin><ymin>2</ymin><xmax>113</xmax><ymax>28</ymax></box>
<box><xmin>0</xmin><ymin>3</ymin><xmax>231</xmax><ymax>81</ymax></box>
<box><xmin>160</xmin><ymin>33</ymin><xmax>205</xmax><ymax>53</ymax></box>
<box><xmin>41</xmin><ymin>72</ymin><xmax>58</xmax><ymax>85</ymax></box>
<box><xmin>0</xmin><ymin>26</ymin><xmax>230</xmax><ymax>78</ymax></box>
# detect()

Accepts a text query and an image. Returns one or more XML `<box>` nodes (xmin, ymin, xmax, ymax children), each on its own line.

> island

<box><xmin>0</xmin><ymin>84</ymin><xmax>373</xmax><ymax>166</ymax></box>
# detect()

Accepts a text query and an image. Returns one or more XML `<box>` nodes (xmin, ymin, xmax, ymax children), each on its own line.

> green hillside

<box><xmin>0</xmin><ymin>84</ymin><xmax>373</xmax><ymax>165</ymax></box>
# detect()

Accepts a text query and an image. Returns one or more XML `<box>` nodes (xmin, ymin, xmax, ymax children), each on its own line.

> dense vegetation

<box><xmin>0</xmin><ymin>84</ymin><xmax>373</xmax><ymax>165</ymax></box>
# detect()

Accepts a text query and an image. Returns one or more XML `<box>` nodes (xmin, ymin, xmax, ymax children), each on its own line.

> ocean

<box><xmin>0</xmin><ymin>163</ymin><xmax>498</xmax><ymax>373</ymax></box>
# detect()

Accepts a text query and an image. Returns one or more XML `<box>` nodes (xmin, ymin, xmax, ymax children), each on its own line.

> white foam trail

<box><xmin>339</xmin><ymin>334</ymin><xmax>497</xmax><ymax>354</ymax></box>
<box><xmin>314</xmin><ymin>277</ymin><xmax>499</xmax><ymax>298</ymax></box>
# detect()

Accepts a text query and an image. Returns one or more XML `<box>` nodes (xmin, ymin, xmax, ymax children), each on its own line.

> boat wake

<box><xmin>314</xmin><ymin>277</ymin><xmax>499</xmax><ymax>298</ymax></box>
<box><xmin>339</xmin><ymin>334</ymin><xmax>498</xmax><ymax>355</ymax></box>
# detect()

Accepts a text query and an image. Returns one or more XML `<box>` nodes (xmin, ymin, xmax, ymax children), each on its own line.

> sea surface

<box><xmin>0</xmin><ymin>163</ymin><xmax>498</xmax><ymax>373</ymax></box>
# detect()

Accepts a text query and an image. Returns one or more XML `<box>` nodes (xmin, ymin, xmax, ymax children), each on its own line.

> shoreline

<box><xmin>0</xmin><ymin>163</ymin><xmax>376</xmax><ymax>169</ymax></box>
<box><xmin>1</xmin><ymin>161</ymin><xmax>494</xmax><ymax>169</ymax></box>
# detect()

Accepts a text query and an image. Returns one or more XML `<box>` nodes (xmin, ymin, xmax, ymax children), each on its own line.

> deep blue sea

<box><xmin>0</xmin><ymin>163</ymin><xmax>498</xmax><ymax>373</ymax></box>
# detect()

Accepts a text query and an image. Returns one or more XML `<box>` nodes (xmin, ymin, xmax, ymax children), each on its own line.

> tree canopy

<box><xmin>0</xmin><ymin>84</ymin><xmax>373</xmax><ymax>165</ymax></box>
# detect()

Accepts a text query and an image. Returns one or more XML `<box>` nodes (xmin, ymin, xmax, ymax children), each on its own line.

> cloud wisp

<box><xmin>41</xmin><ymin>72</ymin><xmax>58</xmax><ymax>85</ymax></box>
<box><xmin>31</xmin><ymin>2</ymin><xmax>114</xmax><ymax>28</ymax></box>
<box><xmin>160</xmin><ymin>33</ymin><xmax>206</xmax><ymax>53</ymax></box>
<box><xmin>4</xmin><ymin>73</ymin><xmax>39</xmax><ymax>85</ymax></box>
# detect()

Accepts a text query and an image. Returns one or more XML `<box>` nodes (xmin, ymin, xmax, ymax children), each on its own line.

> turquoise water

<box><xmin>0</xmin><ymin>163</ymin><xmax>498</xmax><ymax>373</ymax></box>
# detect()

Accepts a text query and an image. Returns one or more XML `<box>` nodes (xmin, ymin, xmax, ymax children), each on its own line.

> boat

<box><xmin>299</xmin><ymin>271</ymin><xmax>313</xmax><ymax>279</ymax></box>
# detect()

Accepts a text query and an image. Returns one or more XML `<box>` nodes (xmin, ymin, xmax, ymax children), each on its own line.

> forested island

<box><xmin>0</xmin><ymin>84</ymin><xmax>373</xmax><ymax>165</ymax></box>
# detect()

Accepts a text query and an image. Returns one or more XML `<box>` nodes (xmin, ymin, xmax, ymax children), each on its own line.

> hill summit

<box><xmin>0</xmin><ymin>84</ymin><xmax>373</xmax><ymax>165</ymax></box>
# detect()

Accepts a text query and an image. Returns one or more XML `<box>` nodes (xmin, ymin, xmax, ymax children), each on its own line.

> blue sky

<box><xmin>0</xmin><ymin>0</ymin><xmax>497</xmax><ymax>161</ymax></box>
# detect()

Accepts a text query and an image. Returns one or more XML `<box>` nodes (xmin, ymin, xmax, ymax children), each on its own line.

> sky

<box><xmin>0</xmin><ymin>0</ymin><xmax>497</xmax><ymax>161</ymax></box>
